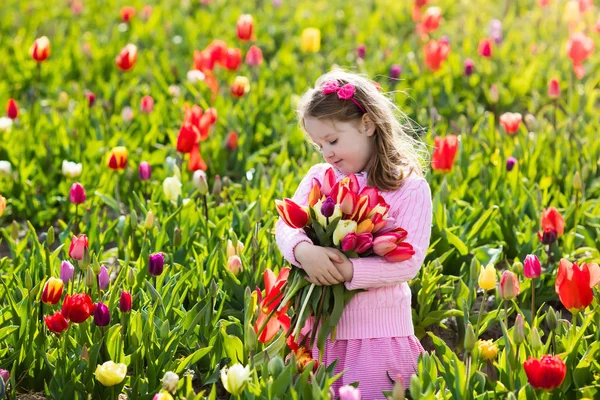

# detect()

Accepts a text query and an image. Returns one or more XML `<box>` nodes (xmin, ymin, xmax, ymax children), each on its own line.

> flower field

<box><xmin>1</xmin><ymin>0</ymin><xmax>600</xmax><ymax>399</ymax></box>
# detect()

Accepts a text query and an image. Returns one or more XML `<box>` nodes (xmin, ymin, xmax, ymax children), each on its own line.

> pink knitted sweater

<box><xmin>275</xmin><ymin>163</ymin><xmax>432</xmax><ymax>339</ymax></box>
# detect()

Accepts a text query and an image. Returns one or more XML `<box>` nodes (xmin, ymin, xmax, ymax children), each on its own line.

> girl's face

<box><xmin>304</xmin><ymin>116</ymin><xmax>376</xmax><ymax>175</ymax></box>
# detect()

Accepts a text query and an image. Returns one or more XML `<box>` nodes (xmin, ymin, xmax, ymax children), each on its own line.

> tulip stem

<box><xmin>552</xmin><ymin>99</ymin><xmax>557</xmax><ymax>133</ymax></box>
<box><xmin>74</xmin><ymin>204</ymin><xmax>79</xmax><ymax>235</ymax></box>
<box><xmin>203</xmin><ymin>194</ymin><xmax>209</xmax><ymax>226</ymax></box>
<box><xmin>114</xmin><ymin>174</ymin><xmax>124</xmax><ymax>215</ymax></box>
<box><xmin>530</xmin><ymin>280</ymin><xmax>536</xmax><ymax>325</ymax></box>
<box><xmin>293</xmin><ymin>283</ymin><xmax>315</xmax><ymax>338</ymax></box>
<box><xmin>475</xmin><ymin>290</ymin><xmax>486</xmax><ymax>337</ymax></box>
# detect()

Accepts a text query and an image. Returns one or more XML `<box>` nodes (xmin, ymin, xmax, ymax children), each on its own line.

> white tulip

<box><xmin>62</xmin><ymin>160</ymin><xmax>82</xmax><ymax>178</ymax></box>
<box><xmin>0</xmin><ymin>161</ymin><xmax>12</xmax><ymax>176</ymax></box>
<box><xmin>0</xmin><ymin>117</ymin><xmax>12</xmax><ymax>132</ymax></box>
<box><xmin>220</xmin><ymin>364</ymin><xmax>251</xmax><ymax>396</ymax></box>
<box><xmin>187</xmin><ymin>69</ymin><xmax>205</xmax><ymax>84</ymax></box>
<box><xmin>163</xmin><ymin>176</ymin><xmax>182</xmax><ymax>203</ymax></box>
<box><xmin>161</xmin><ymin>371</ymin><xmax>179</xmax><ymax>393</ymax></box>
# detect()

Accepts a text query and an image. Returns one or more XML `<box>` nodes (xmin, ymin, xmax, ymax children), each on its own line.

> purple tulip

<box><xmin>321</xmin><ymin>197</ymin><xmax>335</xmax><ymax>218</ymax></box>
<box><xmin>464</xmin><ymin>58</ymin><xmax>475</xmax><ymax>76</ymax></box>
<box><xmin>60</xmin><ymin>260</ymin><xmax>75</xmax><ymax>284</ymax></box>
<box><xmin>356</xmin><ymin>44</ymin><xmax>366</xmax><ymax>59</ymax></box>
<box><xmin>489</xmin><ymin>19</ymin><xmax>503</xmax><ymax>45</ymax></box>
<box><xmin>0</xmin><ymin>369</ymin><xmax>9</xmax><ymax>383</ymax></box>
<box><xmin>506</xmin><ymin>156</ymin><xmax>517</xmax><ymax>172</ymax></box>
<box><xmin>93</xmin><ymin>302</ymin><xmax>110</xmax><ymax>326</ymax></box>
<box><xmin>389</xmin><ymin>64</ymin><xmax>402</xmax><ymax>80</ymax></box>
<box><xmin>139</xmin><ymin>161</ymin><xmax>152</xmax><ymax>180</ymax></box>
<box><xmin>98</xmin><ymin>265</ymin><xmax>109</xmax><ymax>290</ymax></box>
<box><xmin>149</xmin><ymin>252</ymin><xmax>165</xmax><ymax>276</ymax></box>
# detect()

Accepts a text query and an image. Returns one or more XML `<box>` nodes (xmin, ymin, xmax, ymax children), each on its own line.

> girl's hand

<box><xmin>327</xmin><ymin>248</ymin><xmax>354</xmax><ymax>282</ymax></box>
<box><xmin>294</xmin><ymin>242</ymin><xmax>345</xmax><ymax>286</ymax></box>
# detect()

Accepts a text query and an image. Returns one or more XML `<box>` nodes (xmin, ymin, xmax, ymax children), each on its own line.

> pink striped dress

<box><xmin>275</xmin><ymin>163</ymin><xmax>433</xmax><ymax>400</ymax></box>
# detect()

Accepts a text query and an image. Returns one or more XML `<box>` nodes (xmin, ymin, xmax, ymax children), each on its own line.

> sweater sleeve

<box><xmin>344</xmin><ymin>177</ymin><xmax>433</xmax><ymax>290</ymax></box>
<box><xmin>275</xmin><ymin>164</ymin><xmax>325</xmax><ymax>267</ymax></box>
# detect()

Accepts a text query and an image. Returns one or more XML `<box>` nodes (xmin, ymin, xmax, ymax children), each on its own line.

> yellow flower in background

<box><xmin>301</xmin><ymin>28</ymin><xmax>321</xmax><ymax>53</ymax></box>
<box><xmin>478</xmin><ymin>263</ymin><xmax>497</xmax><ymax>291</ymax></box>
<box><xmin>0</xmin><ymin>195</ymin><xmax>6</xmax><ymax>216</ymax></box>
<box><xmin>95</xmin><ymin>361</ymin><xmax>127</xmax><ymax>386</ymax></box>
<box><xmin>477</xmin><ymin>339</ymin><xmax>498</xmax><ymax>360</ymax></box>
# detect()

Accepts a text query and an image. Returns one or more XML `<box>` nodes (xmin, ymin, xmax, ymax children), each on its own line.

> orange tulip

<box><xmin>230</xmin><ymin>76</ymin><xmax>250</xmax><ymax>98</ymax></box>
<box><xmin>555</xmin><ymin>258</ymin><xmax>600</xmax><ymax>313</ymax></box>
<box><xmin>499</xmin><ymin>112</ymin><xmax>522</xmax><ymax>135</ymax></box>
<box><xmin>115</xmin><ymin>44</ymin><xmax>138</xmax><ymax>71</ymax></box>
<box><xmin>6</xmin><ymin>98</ymin><xmax>18</xmax><ymax>119</ymax></box>
<box><xmin>537</xmin><ymin>207</ymin><xmax>564</xmax><ymax>244</ymax></box>
<box><xmin>254</xmin><ymin>268</ymin><xmax>291</xmax><ymax>343</ymax></box>
<box><xmin>275</xmin><ymin>199</ymin><xmax>309</xmax><ymax>229</ymax></box>
<box><xmin>424</xmin><ymin>39</ymin><xmax>450</xmax><ymax>71</ymax></box>
<box><xmin>30</xmin><ymin>36</ymin><xmax>50</xmax><ymax>62</ymax></box>
<box><xmin>225</xmin><ymin>131</ymin><xmax>238</xmax><ymax>151</ymax></box>
<box><xmin>107</xmin><ymin>146</ymin><xmax>128</xmax><ymax>170</ymax></box>
<box><xmin>0</xmin><ymin>195</ymin><xmax>6</xmax><ymax>217</ymax></box>
<box><xmin>431</xmin><ymin>134</ymin><xmax>458</xmax><ymax>172</ymax></box>
<box><xmin>236</xmin><ymin>14</ymin><xmax>254</xmax><ymax>41</ymax></box>
<box><xmin>308</xmin><ymin>181</ymin><xmax>322</xmax><ymax>207</ymax></box>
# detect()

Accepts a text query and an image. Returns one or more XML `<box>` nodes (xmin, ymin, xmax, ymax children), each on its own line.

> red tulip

<box><xmin>245</xmin><ymin>45</ymin><xmax>263</xmax><ymax>66</ymax></box>
<box><xmin>254</xmin><ymin>267</ymin><xmax>291</xmax><ymax>343</ymax></box>
<box><xmin>523</xmin><ymin>355</ymin><xmax>566</xmax><ymax>390</ymax></box>
<box><xmin>431</xmin><ymin>134</ymin><xmax>458</xmax><ymax>172</ymax></box>
<box><xmin>424</xmin><ymin>39</ymin><xmax>450</xmax><ymax>71</ymax></box>
<box><xmin>70</xmin><ymin>182</ymin><xmax>86</xmax><ymax>204</ymax></box>
<box><xmin>41</xmin><ymin>277</ymin><xmax>64</xmax><ymax>305</ymax></box>
<box><xmin>115</xmin><ymin>44</ymin><xmax>138</xmax><ymax>71</ymax></box>
<box><xmin>226</xmin><ymin>131</ymin><xmax>238</xmax><ymax>151</ymax></box>
<box><xmin>275</xmin><ymin>199</ymin><xmax>309</xmax><ymax>229</ymax></box>
<box><xmin>419</xmin><ymin>7</ymin><xmax>442</xmax><ymax>33</ymax></box>
<box><xmin>221</xmin><ymin>48</ymin><xmax>242</xmax><ymax>70</ymax></box>
<box><xmin>61</xmin><ymin>293</ymin><xmax>93</xmax><ymax>323</ymax></box>
<box><xmin>373</xmin><ymin>230</ymin><xmax>413</xmax><ymax>262</ymax></box>
<box><xmin>499</xmin><ymin>112</ymin><xmax>522</xmax><ymax>135</ymax></box>
<box><xmin>230</xmin><ymin>76</ymin><xmax>250</xmax><ymax>98</ymax></box>
<box><xmin>177</xmin><ymin>123</ymin><xmax>199</xmax><ymax>153</ymax></box>
<box><xmin>69</xmin><ymin>234</ymin><xmax>88</xmax><ymax>260</ymax></box>
<box><xmin>140</xmin><ymin>95</ymin><xmax>154</xmax><ymax>113</ymax></box>
<box><xmin>119</xmin><ymin>291</ymin><xmax>132</xmax><ymax>313</ymax></box>
<box><xmin>555</xmin><ymin>258</ymin><xmax>600</xmax><ymax>313</ymax></box>
<box><xmin>44</xmin><ymin>311</ymin><xmax>69</xmax><ymax>334</ymax></box>
<box><xmin>188</xmin><ymin>144</ymin><xmax>207</xmax><ymax>172</ymax></box>
<box><xmin>537</xmin><ymin>207</ymin><xmax>564</xmax><ymax>244</ymax></box>
<box><xmin>548</xmin><ymin>78</ymin><xmax>561</xmax><ymax>99</ymax></box>
<box><xmin>6</xmin><ymin>98</ymin><xmax>18</xmax><ymax>119</ymax></box>
<box><xmin>30</xmin><ymin>36</ymin><xmax>50</xmax><ymax>62</ymax></box>
<box><xmin>478</xmin><ymin>38</ymin><xmax>493</xmax><ymax>58</ymax></box>
<box><xmin>236</xmin><ymin>14</ymin><xmax>254</xmax><ymax>41</ymax></box>
<box><xmin>85</xmin><ymin>91</ymin><xmax>96</xmax><ymax>107</ymax></box>
<box><xmin>120</xmin><ymin>6</ymin><xmax>136</xmax><ymax>22</ymax></box>
<box><xmin>566</xmin><ymin>32</ymin><xmax>594</xmax><ymax>79</ymax></box>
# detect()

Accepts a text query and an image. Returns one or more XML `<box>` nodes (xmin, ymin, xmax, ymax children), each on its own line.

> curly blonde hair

<box><xmin>297</xmin><ymin>70</ymin><xmax>429</xmax><ymax>191</ymax></box>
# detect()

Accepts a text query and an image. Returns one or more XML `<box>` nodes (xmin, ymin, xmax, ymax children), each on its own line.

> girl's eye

<box><xmin>329</xmin><ymin>139</ymin><xmax>338</xmax><ymax>145</ymax></box>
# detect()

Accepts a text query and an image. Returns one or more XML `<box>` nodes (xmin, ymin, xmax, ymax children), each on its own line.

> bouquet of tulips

<box><xmin>272</xmin><ymin>167</ymin><xmax>415</xmax><ymax>352</ymax></box>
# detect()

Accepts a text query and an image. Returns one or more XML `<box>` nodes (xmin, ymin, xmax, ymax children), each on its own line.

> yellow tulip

<box><xmin>478</xmin><ymin>263</ymin><xmax>497</xmax><ymax>291</ymax></box>
<box><xmin>301</xmin><ymin>28</ymin><xmax>321</xmax><ymax>53</ymax></box>
<box><xmin>477</xmin><ymin>339</ymin><xmax>498</xmax><ymax>360</ymax></box>
<box><xmin>95</xmin><ymin>361</ymin><xmax>127</xmax><ymax>386</ymax></box>
<box><xmin>332</xmin><ymin>219</ymin><xmax>357</xmax><ymax>246</ymax></box>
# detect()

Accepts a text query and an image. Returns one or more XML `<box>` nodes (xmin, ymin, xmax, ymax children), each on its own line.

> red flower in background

<box><xmin>120</xmin><ymin>6</ymin><xmax>136</xmax><ymax>22</ymax></box>
<box><xmin>431</xmin><ymin>134</ymin><xmax>458</xmax><ymax>172</ymax></box>
<box><xmin>6</xmin><ymin>98</ymin><xmax>18</xmax><ymax>119</ymax></box>
<box><xmin>115</xmin><ymin>44</ymin><xmax>138</xmax><ymax>71</ymax></box>
<box><xmin>237</xmin><ymin>14</ymin><xmax>254</xmax><ymax>41</ymax></box>
<box><xmin>523</xmin><ymin>355</ymin><xmax>566</xmax><ymax>390</ymax></box>
<box><xmin>254</xmin><ymin>268</ymin><xmax>291</xmax><ymax>343</ymax></box>
<box><xmin>555</xmin><ymin>258</ymin><xmax>600</xmax><ymax>313</ymax></box>
<box><xmin>424</xmin><ymin>39</ymin><xmax>450</xmax><ymax>71</ymax></box>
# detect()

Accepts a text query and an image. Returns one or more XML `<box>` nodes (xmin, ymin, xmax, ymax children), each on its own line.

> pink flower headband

<box><xmin>321</xmin><ymin>80</ymin><xmax>366</xmax><ymax>113</ymax></box>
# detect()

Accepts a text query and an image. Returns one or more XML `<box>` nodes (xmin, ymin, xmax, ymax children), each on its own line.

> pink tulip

<box><xmin>140</xmin><ymin>95</ymin><xmax>154</xmax><ymax>114</ymax></box>
<box><xmin>524</xmin><ymin>254</ymin><xmax>541</xmax><ymax>279</ymax></box>
<box><xmin>499</xmin><ymin>270</ymin><xmax>520</xmax><ymax>300</ymax></box>
<box><xmin>70</xmin><ymin>183</ymin><xmax>86</xmax><ymax>204</ymax></box>
<box><xmin>69</xmin><ymin>234</ymin><xmax>88</xmax><ymax>260</ymax></box>
<box><xmin>355</xmin><ymin>233</ymin><xmax>373</xmax><ymax>254</ymax></box>
<box><xmin>321</xmin><ymin>167</ymin><xmax>336</xmax><ymax>196</ymax></box>
<box><xmin>341</xmin><ymin>233</ymin><xmax>358</xmax><ymax>252</ymax></box>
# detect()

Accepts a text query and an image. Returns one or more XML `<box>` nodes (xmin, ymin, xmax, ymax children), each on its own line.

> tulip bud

<box><xmin>85</xmin><ymin>266</ymin><xmax>96</xmax><ymax>288</ymax></box>
<box><xmin>546</xmin><ymin>307</ymin><xmax>558</xmax><ymax>333</ymax></box>
<box><xmin>10</xmin><ymin>220</ymin><xmax>19</xmax><ymax>240</ymax></box>
<box><xmin>140</xmin><ymin>95</ymin><xmax>154</xmax><ymax>114</ymax></box>
<box><xmin>506</xmin><ymin>156</ymin><xmax>517</xmax><ymax>172</ymax></box>
<box><xmin>245</xmin><ymin>45</ymin><xmax>263</xmax><ymax>66</ymax></box>
<box><xmin>548</xmin><ymin>78</ymin><xmax>561</xmax><ymax>99</ymax></box>
<box><xmin>25</xmin><ymin>271</ymin><xmax>33</xmax><ymax>290</ymax></box>
<box><xmin>478</xmin><ymin>264</ymin><xmax>497</xmax><ymax>291</ymax></box>
<box><xmin>160</xmin><ymin>319</ymin><xmax>170</xmax><ymax>340</ymax></box>
<box><xmin>210</xmin><ymin>278</ymin><xmax>219</xmax><ymax>297</ymax></box>
<box><xmin>236</xmin><ymin>14</ymin><xmax>254</xmax><ymax>41</ymax></box>
<box><xmin>391</xmin><ymin>377</ymin><xmax>405</xmax><ymax>400</ymax></box>
<box><xmin>127</xmin><ymin>267</ymin><xmax>136</xmax><ymax>287</ymax></box>
<box><xmin>93</xmin><ymin>302</ymin><xmax>110</xmax><ymax>326</ymax></box>
<box><xmin>0</xmin><ymin>368</ymin><xmax>9</xmax><ymax>384</ymax></box>
<box><xmin>212</xmin><ymin>175</ymin><xmax>222</xmax><ymax>196</ymax></box>
<box><xmin>130</xmin><ymin>209</ymin><xmax>138</xmax><ymax>231</ymax></box>
<box><xmin>523</xmin><ymin>254</ymin><xmax>541</xmax><ymax>279</ymax></box>
<box><xmin>524</xmin><ymin>113</ymin><xmax>537</xmax><ymax>131</ymax></box>
<box><xmin>6</xmin><ymin>98</ymin><xmax>18</xmax><ymax>119</ymax></box>
<box><xmin>573</xmin><ymin>171</ymin><xmax>582</xmax><ymax>192</ymax></box>
<box><xmin>464</xmin><ymin>323</ymin><xmax>476</xmax><ymax>353</ymax></box>
<box><xmin>268</xmin><ymin>356</ymin><xmax>284</xmax><ymax>377</ymax></box>
<box><xmin>79</xmin><ymin>245</ymin><xmax>91</xmax><ymax>270</ymax></box>
<box><xmin>149</xmin><ymin>252</ymin><xmax>165</xmax><ymax>276</ymax></box>
<box><xmin>139</xmin><ymin>161</ymin><xmax>152</xmax><ymax>180</ymax></box>
<box><xmin>192</xmin><ymin>170</ymin><xmax>209</xmax><ymax>195</ymax></box>
<box><xmin>70</xmin><ymin>183</ymin><xmax>86</xmax><ymax>204</ymax></box>
<box><xmin>356</xmin><ymin>44</ymin><xmax>366</xmax><ymax>59</ymax></box>
<box><xmin>85</xmin><ymin>91</ymin><xmax>96</xmax><ymax>107</ymax></box>
<box><xmin>245</xmin><ymin>322</ymin><xmax>257</xmax><ymax>351</ymax></box>
<box><xmin>230</xmin><ymin>76</ymin><xmax>250</xmax><ymax>98</ymax></box>
<box><xmin>389</xmin><ymin>64</ymin><xmax>402</xmax><ymax>80</ymax></box>
<box><xmin>144</xmin><ymin>210</ymin><xmax>154</xmax><ymax>230</ymax></box>
<box><xmin>489</xmin><ymin>84</ymin><xmax>499</xmax><ymax>104</ymax></box>
<box><xmin>499</xmin><ymin>270</ymin><xmax>520</xmax><ymax>300</ymax></box>
<box><xmin>174</xmin><ymin>227</ymin><xmax>182</xmax><ymax>247</ymax></box>
<box><xmin>464</xmin><ymin>58</ymin><xmax>475</xmax><ymax>76</ymax></box>
<box><xmin>119</xmin><ymin>290</ymin><xmax>132</xmax><ymax>313</ymax></box>
<box><xmin>531</xmin><ymin>327</ymin><xmax>542</xmax><ymax>352</ymax></box>
<box><xmin>513</xmin><ymin>314</ymin><xmax>525</xmax><ymax>345</ymax></box>
<box><xmin>301</xmin><ymin>28</ymin><xmax>321</xmax><ymax>53</ymax></box>
<box><xmin>60</xmin><ymin>261</ymin><xmax>75</xmax><ymax>284</ymax></box>
<box><xmin>98</xmin><ymin>265</ymin><xmax>109</xmax><ymax>290</ymax></box>
<box><xmin>227</xmin><ymin>256</ymin><xmax>243</xmax><ymax>276</ymax></box>
<box><xmin>161</xmin><ymin>371</ymin><xmax>179</xmax><ymax>393</ymax></box>
<box><xmin>92</xmin><ymin>255</ymin><xmax>101</xmax><ymax>275</ymax></box>
<box><xmin>226</xmin><ymin>131</ymin><xmax>238</xmax><ymax>151</ymax></box>
<box><xmin>320</xmin><ymin>197</ymin><xmax>336</xmax><ymax>218</ymax></box>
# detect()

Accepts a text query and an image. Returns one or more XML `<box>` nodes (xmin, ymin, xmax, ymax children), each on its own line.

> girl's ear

<box><xmin>361</xmin><ymin>113</ymin><xmax>376</xmax><ymax>137</ymax></box>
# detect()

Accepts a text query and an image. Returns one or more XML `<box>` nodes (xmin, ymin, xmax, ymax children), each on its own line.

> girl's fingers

<box><xmin>326</xmin><ymin>263</ymin><xmax>345</xmax><ymax>282</ymax></box>
<box><xmin>325</xmin><ymin>248</ymin><xmax>342</xmax><ymax>263</ymax></box>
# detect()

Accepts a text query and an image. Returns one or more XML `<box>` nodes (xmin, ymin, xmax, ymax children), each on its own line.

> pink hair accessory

<box><xmin>321</xmin><ymin>80</ymin><xmax>366</xmax><ymax>112</ymax></box>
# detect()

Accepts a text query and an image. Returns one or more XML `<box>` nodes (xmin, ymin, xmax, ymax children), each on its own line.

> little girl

<box><xmin>275</xmin><ymin>70</ymin><xmax>433</xmax><ymax>399</ymax></box>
